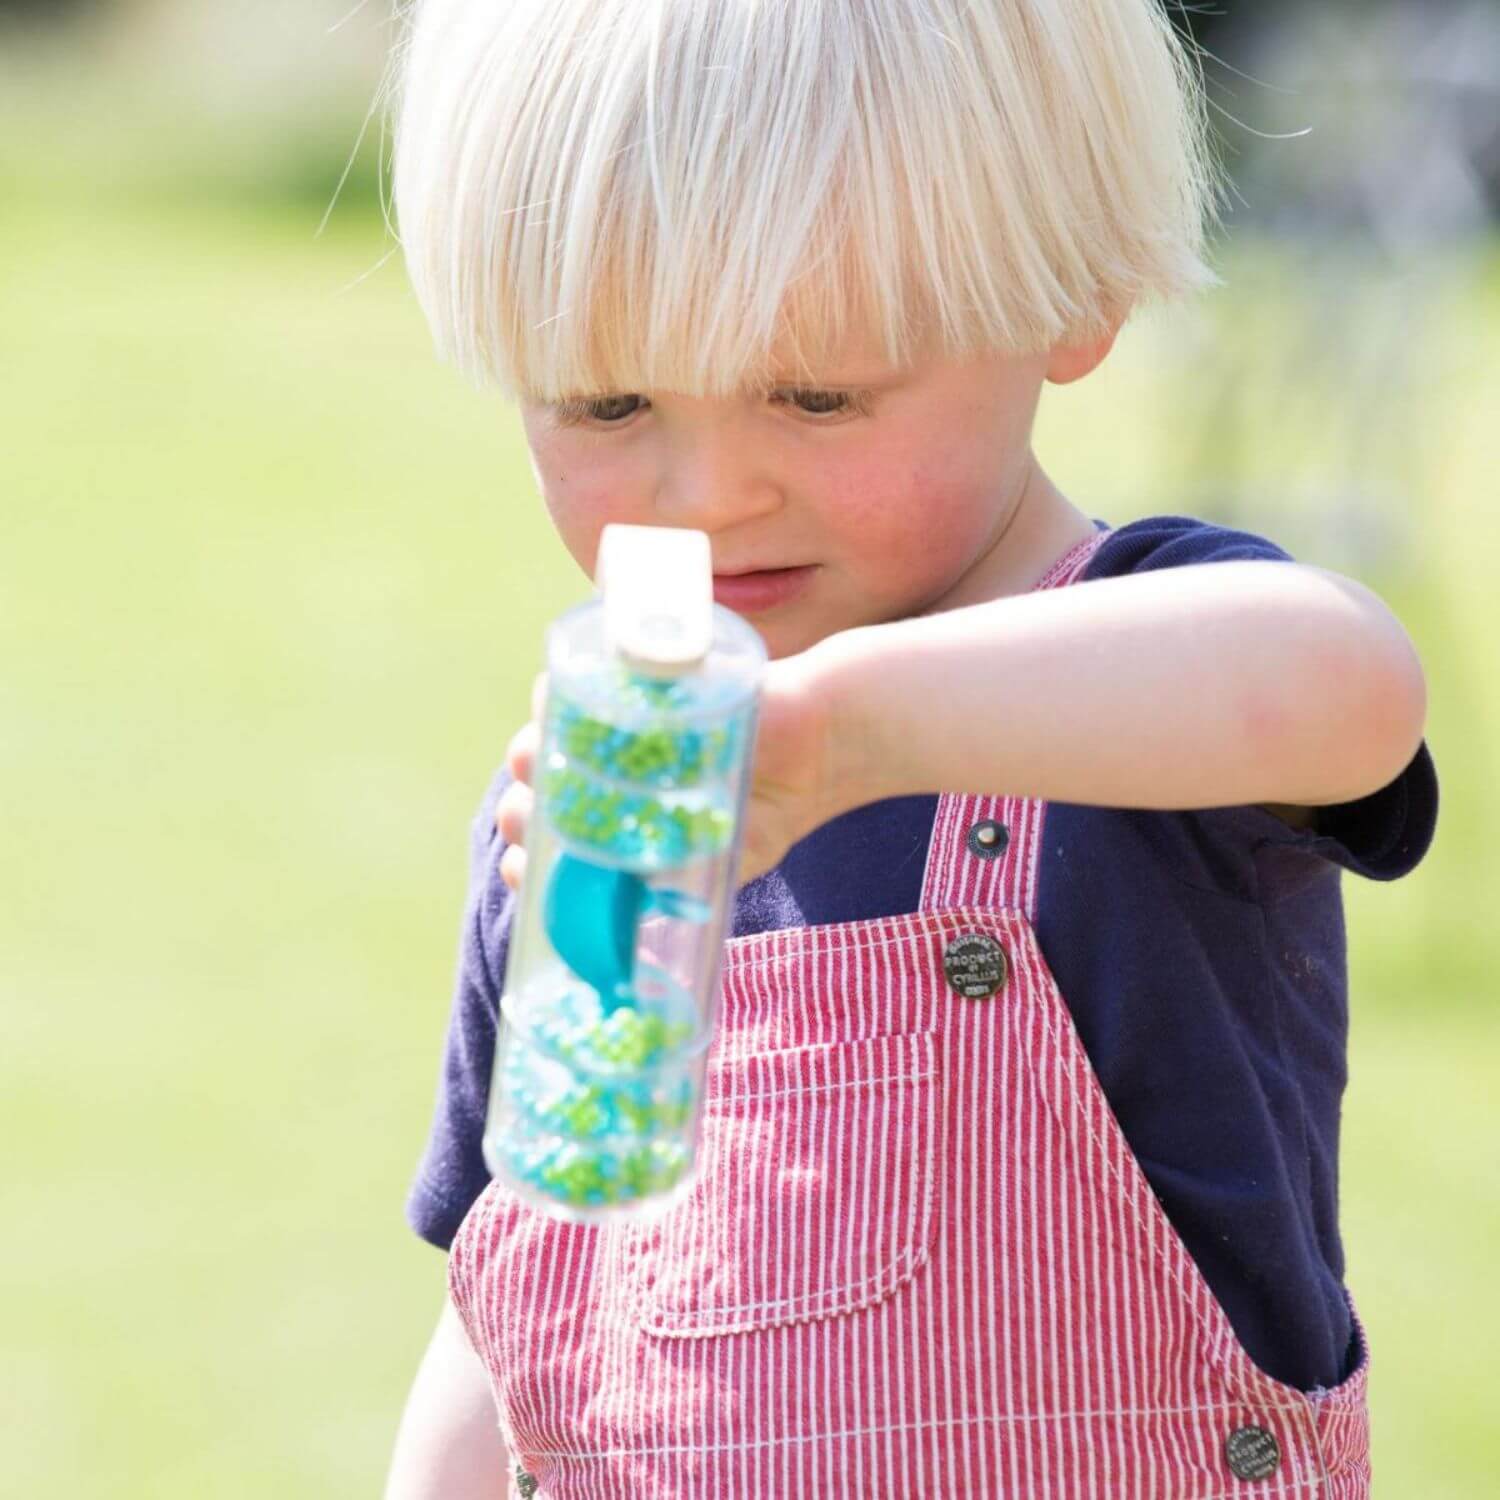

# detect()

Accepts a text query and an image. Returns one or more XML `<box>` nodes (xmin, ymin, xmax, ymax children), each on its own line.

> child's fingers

<box><xmin>499</xmin><ymin>842</ymin><xmax>527</xmax><ymax>892</ymax></box>
<box><xmin>496</xmin><ymin>779</ymin><xmax>534</xmax><ymax>848</ymax></box>
<box><xmin>505</xmin><ymin>720</ymin><xmax>541</xmax><ymax>785</ymax></box>
<box><xmin>493</xmin><ymin>677</ymin><xmax>547</xmax><ymax>888</ymax></box>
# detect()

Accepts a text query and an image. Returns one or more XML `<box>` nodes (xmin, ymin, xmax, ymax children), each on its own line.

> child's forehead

<box><xmin>529</xmin><ymin>321</ymin><xmax>918</xmax><ymax>399</ymax></box>
<box><xmin>715</xmin><ymin>317</ymin><xmax>933</xmax><ymax>394</ymax></box>
<box><xmin>763</xmin><ymin>325</ymin><xmax>907</xmax><ymax>384</ymax></box>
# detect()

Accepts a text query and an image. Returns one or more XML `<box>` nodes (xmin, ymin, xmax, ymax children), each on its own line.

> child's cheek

<box><xmin>527</xmin><ymin>437</ymin><xmax>640</xmax><ymax>576</ymax></box>
<box><xmin>539</xmin><ymin>470</ymin><xmax>614</xmax><ymax>536</ymax></box>
<box><xmin>812</xmin><ymin>447</ymin><xmax>990</xmax><ymax>587</ymax></box>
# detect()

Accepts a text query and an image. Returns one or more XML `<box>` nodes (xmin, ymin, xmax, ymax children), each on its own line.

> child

<box><xmin>382</xmin><ymin>2</ymin><xmax>1437</xmax><ymax>1496</ymax></box>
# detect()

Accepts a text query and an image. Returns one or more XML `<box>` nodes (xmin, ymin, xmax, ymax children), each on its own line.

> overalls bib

<box><xmin>448</xmin><ymin>532</ymin><xmax>1372</xmax><ymax>1498</ymax></box>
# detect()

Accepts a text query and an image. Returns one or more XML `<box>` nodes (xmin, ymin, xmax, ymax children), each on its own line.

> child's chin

<box><xmin>762</xmin><ymin>617</ymin><xmax>829</xmax><ymax>661</ymax></box>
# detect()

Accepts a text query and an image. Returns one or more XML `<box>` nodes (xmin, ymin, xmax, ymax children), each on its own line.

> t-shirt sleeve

<box><xmin>404</xmin><ymin>762</ymin><xmax>515</xmax><ymax>1250</ymax></box>
<box><xmin>1086</xmin><ymin>515</ymin><xmax>1439</xmax><ymax>882</ymax></box>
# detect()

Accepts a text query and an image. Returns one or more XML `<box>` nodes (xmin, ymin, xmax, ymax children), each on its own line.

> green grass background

<box><xmin>3</xmin><ymin>75</ymin><xmax>1497</xmax><ymax>1499</ymax></box>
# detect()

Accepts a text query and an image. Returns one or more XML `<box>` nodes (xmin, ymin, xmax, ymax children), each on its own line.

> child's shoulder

<box><xmin>1084</xmin><ymin>513</ymin><xmax>1296</xmax><ymax>580</ymax></box>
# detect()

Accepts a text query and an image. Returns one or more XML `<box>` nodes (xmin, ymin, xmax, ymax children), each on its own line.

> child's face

<box><xmin>520</xmin><ymin>336</ymin><xmax>1094</xmax><ymax>659</ymax></box>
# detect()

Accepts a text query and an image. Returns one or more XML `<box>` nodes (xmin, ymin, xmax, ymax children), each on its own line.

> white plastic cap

<box><xmin>595</xmin><ymin>524</ymin><xmax>714</xmax><ymax>674</ymax></box>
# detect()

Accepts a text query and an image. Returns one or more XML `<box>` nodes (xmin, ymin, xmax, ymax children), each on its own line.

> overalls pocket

<box><xmin>622</xmin><ymin>1030</ymin><xmax>939</xmax><ymax>1337</ymax></box>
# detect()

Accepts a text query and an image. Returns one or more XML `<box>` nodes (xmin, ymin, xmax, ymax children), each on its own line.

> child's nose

<box><xmin>653</xmin><ymin>431</ymin><xmax>783</xmax><ymax>530</ymax></box>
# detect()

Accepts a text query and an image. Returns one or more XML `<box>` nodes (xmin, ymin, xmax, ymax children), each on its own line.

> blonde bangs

<box><xmin>391</xmin><ymin>0</ymin><xmax>1222</xmax><ymax>400</ymax></box>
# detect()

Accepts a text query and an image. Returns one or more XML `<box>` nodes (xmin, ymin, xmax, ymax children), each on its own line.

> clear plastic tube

<box><xmin>482</xmin><ymin>534</ymin><xmax>766</xmax><ymax>1222</ymax></box>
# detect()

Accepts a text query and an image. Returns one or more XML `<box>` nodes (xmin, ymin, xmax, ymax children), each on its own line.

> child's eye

<box><xmin>555</xmin><ymin>394</ymin><xmax>647</xmax><ymax>426</ymax></box>
<box><xmin>772</xmin><ymin>387</ymin><xmax>873</xmax><ymax>419</ymax></box>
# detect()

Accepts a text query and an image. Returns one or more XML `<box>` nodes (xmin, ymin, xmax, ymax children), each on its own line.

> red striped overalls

<box><xmin>448</xmin><ymin>532</ymin><xmax>1372</xmax><ymax>1497</ymax></box>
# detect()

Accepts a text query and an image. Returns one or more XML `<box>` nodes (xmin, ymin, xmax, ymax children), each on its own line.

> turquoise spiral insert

<box><xmin>523</xmin><ymin>978</ymin><xmax>698</xmax><ymax>1073</ymax></box>
<box><xmin>496</xmin><ymin>971</ymin><xmax>703</xmax><ymax>1210</ymax></box>
<box><xmin>502</xmin><ymin>1038</ymin><xmax>695</xmax><ymax>1141</ymax></box>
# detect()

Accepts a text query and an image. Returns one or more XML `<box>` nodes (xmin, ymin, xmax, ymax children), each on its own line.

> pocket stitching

<box><xmin>709</xmin><ymin>1068</ymin><xmax>935</xmax><ymax>1105</ymax></box>
<box><xmin>629</xmin><ymin>1032</ymin><xmax>939</xmax><ymax>1335</ymax></box>
<box><xmin>638</xmin><ymin>1107</ymin><xmax>935</xmax><ymax>1318</ymax></box>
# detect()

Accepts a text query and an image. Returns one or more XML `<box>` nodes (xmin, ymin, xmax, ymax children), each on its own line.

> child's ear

<box><xmin>1044</xmin><ymin>316</ymin><xmax>1126</xmax><ymax>386</ymax></box>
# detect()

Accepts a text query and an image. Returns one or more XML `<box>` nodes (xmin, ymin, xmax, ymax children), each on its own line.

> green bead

<box><xmin>562</xmin><ymin>1092</ymin><xmax>607</xmax><ymax>1137</ymax></box>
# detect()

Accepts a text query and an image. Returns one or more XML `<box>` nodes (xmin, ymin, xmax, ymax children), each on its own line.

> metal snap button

<box><xmin>942</xmin><ymin>932</ymin><xmax>1009</xmax><ymax>998</ymax></box>
<box><xmin>516</xmin><ymin>1467</ymin><xmax>539</xmax><ymax>1498</ymax></box>
<box><xmin>1224</xmin><ymin>1424</ymin><xmax>1280</xmax><ymax>1481</ymax></box>
<box><xmin>966</xmin><ymin>819</ymin><xmax>1010</xmax><ymax>860</ymax></box>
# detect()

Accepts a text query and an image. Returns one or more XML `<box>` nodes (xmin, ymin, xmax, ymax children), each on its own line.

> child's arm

<box><xmin>815</xmin><ymin>561</ymin><xmax>1427</xmax><ymax>815</ymax></box>
<box><xmin>383</xmin><ymin>1287</ymin><xmax>511</xmax><ymax>1500</ymax></box>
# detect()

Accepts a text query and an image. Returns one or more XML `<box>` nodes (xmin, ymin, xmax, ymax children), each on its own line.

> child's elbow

<box><xmin>1332</xmin><ymin>607</ymin><xmax>1429</xmax><ymax>803</ymax></box>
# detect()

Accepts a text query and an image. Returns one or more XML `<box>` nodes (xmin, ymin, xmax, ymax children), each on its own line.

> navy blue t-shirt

<box><xmin>406</xmin><ymin>515</ymin><xmax>1439</xmax><ymax>1393</ymax></box>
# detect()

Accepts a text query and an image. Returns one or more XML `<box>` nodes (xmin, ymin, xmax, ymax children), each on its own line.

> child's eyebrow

<box><xmin>533</xmin><ymin>371</ymin><xmax>910</xmax><ymax>404</ymax></box>
<box><xmin>763</xmin><ymin>369</ymin><xmax>906</xmax><ymax>389</ymax></box>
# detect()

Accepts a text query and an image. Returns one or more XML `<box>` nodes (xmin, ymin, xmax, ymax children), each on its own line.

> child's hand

<box><xmin>495</xmin><ymin>672</ymin><xmax>547</xmax><ymax>891</ymax></box>
<box><xmin>494</xmin><ymin>651</ymin><xmax>849</xmax><ymax>893</ymax></box>
<box><xmin>732</xmin><ymin>649</ymin><xmax>844</xmax><ymax>888</ymax></box>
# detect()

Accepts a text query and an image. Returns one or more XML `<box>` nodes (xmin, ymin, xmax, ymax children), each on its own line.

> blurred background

<box><xmin>1</xmin><ymin>1</ymin><xmax>1494</xmax><ymax>1494</ymax></box>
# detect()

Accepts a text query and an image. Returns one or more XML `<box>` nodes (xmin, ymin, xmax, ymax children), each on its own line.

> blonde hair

<box><xmin>389</xmin><ymin>0</ymin><xmax>1222</xmax><ymax>400</ymax></box>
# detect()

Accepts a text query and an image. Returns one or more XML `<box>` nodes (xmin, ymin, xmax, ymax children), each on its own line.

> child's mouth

<box><xmin>711</xmin><ymin>566</ymin><xmax>817</xmax><ymax>613</ymax></box>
